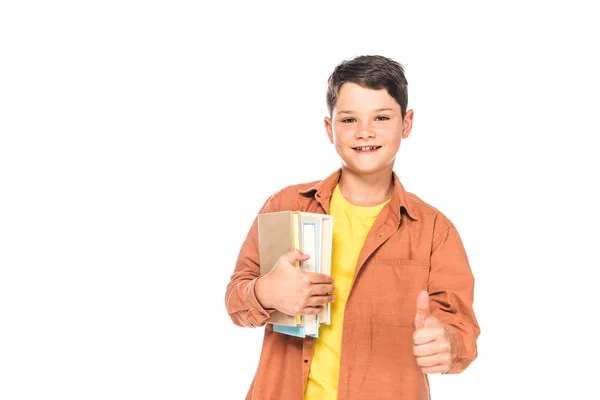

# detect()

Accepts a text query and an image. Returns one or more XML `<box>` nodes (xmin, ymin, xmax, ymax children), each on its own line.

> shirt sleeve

<box><xmin>224</xmin><ymin>193</ymin><xmax>279</xmax><ymax>328</ymax></box>
<box><xmin>428</xmin><ymin>213</ymin><xmax>481</xmax><ymax>374</ymax></box>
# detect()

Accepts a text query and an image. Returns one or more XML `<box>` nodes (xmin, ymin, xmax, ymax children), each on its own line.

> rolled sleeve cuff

<box><xmin>443</xmin><ymin>324</ymin><xmax>475</xmax><ymax>374</ymax></box>
<box><xmin>244</xmin><ymin>278</ymin><xmax>275</xmax><ymax>327</ymax></box>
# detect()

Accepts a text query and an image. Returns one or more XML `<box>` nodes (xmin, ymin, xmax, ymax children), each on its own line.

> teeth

<box><xmin>356</xmin><ymin>146</ymin><xmax>379</xmax><ymax>150</ymax></box>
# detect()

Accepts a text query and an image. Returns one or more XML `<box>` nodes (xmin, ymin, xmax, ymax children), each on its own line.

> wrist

<box><xmin>254</xmin><ymin>275</ymin><xmax>276</xmax><ymax>310</ymax></box>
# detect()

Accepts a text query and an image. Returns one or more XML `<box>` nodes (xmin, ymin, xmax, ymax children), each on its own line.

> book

<box><xmin>257</xmin><ymin>211</ymin><xmax>333</xmax><ymax>338</ymax></box>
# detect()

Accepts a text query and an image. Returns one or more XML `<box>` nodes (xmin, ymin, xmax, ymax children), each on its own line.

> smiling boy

<box><xmin>225</xmin><ymin>55</ymin><xmax>480</xmax><ymax>400</ymax></box>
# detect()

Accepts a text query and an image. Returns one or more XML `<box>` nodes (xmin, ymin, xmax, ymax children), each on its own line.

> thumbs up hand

<box><xmin>413</xmin><ymin>290</ymin><xmax>452</xmax><ymax>374</ymax></box>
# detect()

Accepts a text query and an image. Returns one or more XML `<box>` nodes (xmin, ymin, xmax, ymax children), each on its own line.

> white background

<box><xmin>1</xmin><ymin>1</ymin><xmax>599</xmax><ymax>399</ymax></box>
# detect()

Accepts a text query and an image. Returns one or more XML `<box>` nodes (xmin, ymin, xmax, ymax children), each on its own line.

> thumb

<box><xmin>280</xmin><ymin>249</ymin><xmax>310</xmax><ymax>266</ymax></box>
<box><xmin>414</xmin><ymin>290</ymin><xmax>431</xmax><ymax>329</ymax></box>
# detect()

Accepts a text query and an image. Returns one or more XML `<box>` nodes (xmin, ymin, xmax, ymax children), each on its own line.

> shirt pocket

<box><xmin>372</xmin><ymin>258</ymin><xmax>430</xmax><ymax>327</ymax></box>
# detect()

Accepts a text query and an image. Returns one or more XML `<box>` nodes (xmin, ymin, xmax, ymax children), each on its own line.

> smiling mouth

<box><xmin>352</xmin><ymin>146</ymin><xmax>382</xmax><ymax>152</ymax></box>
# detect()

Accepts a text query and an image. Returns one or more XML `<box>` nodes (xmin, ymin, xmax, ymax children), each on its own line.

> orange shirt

<box><xmin>225</xmin><ymin>169</ymin><xmax>480</xmax><ymax>400</ymax></box>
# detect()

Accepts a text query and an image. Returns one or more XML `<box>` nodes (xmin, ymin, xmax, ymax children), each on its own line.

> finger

<box><xmin>414</xmin><ymin>290</ymin><xmax>430</xmax><ymax>329</ymax></box>
<box><xmin>413</xmin><ymin>327</ymin><xmax>446</xmax><ymax>345</ymax></box>
<box><xmin>415</xmin><ymin>353</ymin><xmax>449</xmax><ymax>368</ymax></box>
<box><xmin>309</xmin><ymin>283</ymin><xmax>334</xmax><ymax>296</ymax></box>
<box><xmin>413</xmin><ymin>341</ymin><xmax>451</xmax><ymax>357</ymax></box>
<box><xmin>301</xmin><ymin>305</ymin><xmax>325</xmax><ymax>315</ymax></box>
<box><xmin>306</xmin><ymin>294</ymin><xmax>335</xmax><ymax>307</ymax></box>
<box><xmin>307</xmin><ymin>272</ymin><xmax>334</xmax><ymax>284</ymax></box>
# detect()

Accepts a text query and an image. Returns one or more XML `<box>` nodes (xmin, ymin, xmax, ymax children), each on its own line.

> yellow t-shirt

<box><xmin>304</xmin><ymin>184</ymin><xmax>389</xmax><ymax>400</ymax></box>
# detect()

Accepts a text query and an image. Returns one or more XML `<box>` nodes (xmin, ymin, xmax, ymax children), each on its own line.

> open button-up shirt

<box><xmin>225</xmin><ymin>169</ymin><xmax>480</xmax><ymax>400</ymax></box>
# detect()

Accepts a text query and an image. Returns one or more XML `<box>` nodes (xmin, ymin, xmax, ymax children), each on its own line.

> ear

<box><xmin>401</xmin><ymin>109</ymin><xmax>414</xmax><ymax>139</ymax></box>
<box><xmin>324</xmin><ymin>116</ymin><xmax>334</xmax><ymax>144</ymax></box>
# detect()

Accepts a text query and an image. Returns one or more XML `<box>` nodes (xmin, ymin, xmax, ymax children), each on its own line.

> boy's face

<box><xmin>325</xmin><ymin>82</ymin><xmax>413</xmax><ymax>176</ymax></box>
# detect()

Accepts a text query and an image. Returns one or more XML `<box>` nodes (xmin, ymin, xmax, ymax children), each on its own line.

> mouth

<box><xmin>352</xmin><ymin>145</ymin><xmax>382</xmax><ymax>154</ymax></box>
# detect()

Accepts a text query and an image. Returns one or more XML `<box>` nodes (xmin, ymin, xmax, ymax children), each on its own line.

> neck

<box><xmin>337</xmin><ymin>167</ymin><xmax>394</xmax><ymax>207</ymax></box>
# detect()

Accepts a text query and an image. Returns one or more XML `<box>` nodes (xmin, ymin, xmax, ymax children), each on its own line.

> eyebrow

<box><xmin>337</xmin><ymin>108</ymin><xmax>396</xmax><ymax>115</ymax></box>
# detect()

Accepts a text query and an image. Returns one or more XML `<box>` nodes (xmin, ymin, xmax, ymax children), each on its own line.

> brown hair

<box><xmin>326</xmin><ymin>55</ymin><xmax>409</xmax><ymax>119</ymax></box>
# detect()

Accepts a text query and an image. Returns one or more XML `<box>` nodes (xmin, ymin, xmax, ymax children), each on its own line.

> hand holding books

<box><xmin>257</xmin><ymin>211</ymin><xmax>334</xmax><ymax>337</ymax></box>
<box><xmin>255</xmin><ymin>249</ymin><xmax>335</xmax><ymax>317</ymax></box>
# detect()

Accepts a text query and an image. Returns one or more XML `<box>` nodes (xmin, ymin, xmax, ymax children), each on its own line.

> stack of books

<box><xmin>257</xmin><ymin>211</ymin><xmax>333</xmax><ymax>338</ymax></box>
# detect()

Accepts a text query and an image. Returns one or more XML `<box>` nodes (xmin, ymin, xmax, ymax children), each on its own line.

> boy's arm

<box><xmin>224</xmin><ymin>194</ymin><xmax>278</xmax><ymax>328</ymax></box>
<box><xmin>428</xmin><ymin>214</ymin><xmax>481</xmax><ymax>374</ymax></box>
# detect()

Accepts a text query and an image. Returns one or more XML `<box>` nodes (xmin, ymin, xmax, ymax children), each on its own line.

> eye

<box><xmin>341</xmin><ymin>118</ymin><xmax>356</xmax><ymax>123</ymax></box>
<box><xmin>375</xmin><ymin>115</ymin><xmax>390</xmax><ymax>121</ymax></box>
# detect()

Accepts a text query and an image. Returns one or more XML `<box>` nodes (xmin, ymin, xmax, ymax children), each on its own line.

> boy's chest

<box><xmin>297</xmin><ymin>195</ymin><xmax>433</xmax><ymax>264</ymax></box>
<box><xmin>301</xmin><ymin>198</ymin><xmax>432</xmax><ymax>321</ymax></box>
<box><xmin>345</xmin><ymin>231</ymin><xmax>432</xmax><ymax>328</ymax></box>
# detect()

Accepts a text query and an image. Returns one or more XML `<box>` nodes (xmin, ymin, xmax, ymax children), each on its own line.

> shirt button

<box><xmin>304</xmin><ymin>359</ymin><xmax>309</xmax><ymax>363</ymax></box>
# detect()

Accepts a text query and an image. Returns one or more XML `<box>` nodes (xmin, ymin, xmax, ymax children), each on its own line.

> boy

<box><xmin>225</xmin><ymin>55</ymin><xmax>480</xmax><ymax>400</ymax></box>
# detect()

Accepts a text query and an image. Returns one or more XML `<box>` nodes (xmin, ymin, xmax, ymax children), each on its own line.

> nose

<box><xmin>355</xmin><ymin>119</ymin><xmax>375</xmax><ymax>139</ymax></box>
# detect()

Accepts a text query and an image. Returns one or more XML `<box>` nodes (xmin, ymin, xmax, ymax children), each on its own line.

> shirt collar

<box><xmin>298</xmin><ymin>168</ymin><xmax>417</xmax><ymax>221</ymax></box>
